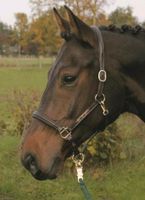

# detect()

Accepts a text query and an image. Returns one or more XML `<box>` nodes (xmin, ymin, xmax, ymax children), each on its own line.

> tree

<box><xmin>142</xmin><ymin>21</ymin><xmax>145</xmax><ymax>28</ymax></box>
<box><xmin>0</xmin><ymin>22</ymin><xmax>13</xmax><ymax>55</ymax></box>
<box><xmin>30</xmin><ymin>0</ymin><xmax>108</xmax><ymax>25</ymax></box>
<box><xmin>30</xmin><ymin>0</ymin><xmax>46</xmax><ymax>18</ymax></box>
<box><xmin>109</xmin><ymin>7</ymin><xmax>138</xmax><ymax>26</ymax></box>
<box><xmin>29</xmin><ymin>0</ymin><xmax>60</xmax><ymax>18</ymax></box>
<box><xmin>14</xmin><ymin>13</ymin><xmax>29</xmax><ymax>55</ymax></box>
<box><xmin>96</xmin><ymin>13</ymin><xmax>109</xmax><ymax>26</ymax></box>
<box><xmin>64</xmin><ymin>0</ymin><xmax>108</xmax><ymax>25</ymax></box>
<box><xmin>12</xmin><ymin>0</ymin><xmax>109</xmax><ymax>55</ymax></box>
<box><xmin>26</xmin><ymin>12</ymin><xmax>61</xmax><ymax>55</ymax></box>
<box><xmin>28</xmin><ymin>0</ymin><xmax>109</xmax><ymax>55</ymax></box>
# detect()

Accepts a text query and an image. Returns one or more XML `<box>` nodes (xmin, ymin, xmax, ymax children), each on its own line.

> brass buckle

<box><xmin>59</xmin><ymin>127</ymin><xmax>72</xmax><ymax>140</ymax></box>
<box><xmin>98</xmin><ymin>70</ymin><xmax>107</xmax><ymax>82</ymax></box>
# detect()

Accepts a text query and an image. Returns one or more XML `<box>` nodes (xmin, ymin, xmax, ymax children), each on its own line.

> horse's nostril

<box><xmin>23</xmin><ymin>154</ymin><xmax>38</xmax><ymax>175</ymax></box>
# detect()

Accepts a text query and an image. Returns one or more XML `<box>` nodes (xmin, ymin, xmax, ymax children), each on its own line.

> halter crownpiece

<box><xmin>32</xmin><ymin>26</ymin><xmax>109</xmax><ymax>142</ymax></box>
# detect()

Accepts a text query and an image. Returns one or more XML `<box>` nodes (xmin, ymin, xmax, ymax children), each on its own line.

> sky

<box><xmin>0</xmin><ymin>0</ymin><xmax>31</xmax><ymax>26</ymax></box>
<box><xmin>0</xmin><ymin>0</ymin><xmax>145</xmax><ymax>26</ymax></box>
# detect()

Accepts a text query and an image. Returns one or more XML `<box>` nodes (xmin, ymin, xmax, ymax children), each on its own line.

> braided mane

<box><xmin>62</xmin><ymin>24</ymin><xmax>145</xmax><ymax>41</ymax></box>
<box><xmin>101</xmin><ymin>24</ymin><xmax>145</xmax><ymax>35</ymax></box>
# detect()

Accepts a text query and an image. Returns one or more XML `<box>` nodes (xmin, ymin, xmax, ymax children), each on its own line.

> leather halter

<box><xmin>32</xmin><ymin>27</ymin><xmax>109</xmax><ymax>142</ymax></box>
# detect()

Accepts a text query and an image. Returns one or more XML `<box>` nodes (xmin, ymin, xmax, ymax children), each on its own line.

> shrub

<box><xmin>10</xmin><ymin>90</ymin><xmax>40</xmax><ymax>135</ymax></box>
<box><xmin>85</xmin><ymin>123</ymin><xmax>123</xmax><ymax>167</ymax></box>
<box><xmin>0</xmin><ymin>120</ymin><xmax>7</xmax><ymax>135</ymax></box>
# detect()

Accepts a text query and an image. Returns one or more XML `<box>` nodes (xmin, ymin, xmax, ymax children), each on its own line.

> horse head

<box><xmin>21</xmin><ymin>7</ymin><xmax>126</xmax><ymax>180</ymax></box>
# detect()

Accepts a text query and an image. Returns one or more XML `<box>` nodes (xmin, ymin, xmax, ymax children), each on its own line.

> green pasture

<box><xmin>1</xmin><ymin>134</ymin><xmax>145</xmax><ymax>200</ymax></box>
<box><xmin>0</xmin><ymin>57</ymin><xmax>145</xmax><ymax>200</ymax></box>
<box><xmin>0</xmin><ymin>57</ymin><xmax>52</xmax><ymax>94</ymax></box>
<box><xmin>0</xmin><ymin>57</ymin><xmax>50</xmax><ymax>121</ymax></box>
<box><xmin>0</xmin><ymin>56</ymin><xmax>53</xmax><ymax>68</ymax></box>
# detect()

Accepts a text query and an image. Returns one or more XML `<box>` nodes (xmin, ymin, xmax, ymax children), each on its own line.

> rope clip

<box><xmin>95</xmin><ymin>94</ymin><xmax>109</xmax><ymax>116</ymax></box>
<box><xmin>72</xmin><ymin>153</ymin><xmax>85</xmax><ymax>182</ymax></box>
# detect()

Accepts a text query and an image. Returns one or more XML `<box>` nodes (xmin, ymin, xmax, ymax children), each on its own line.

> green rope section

<box><xmin>79</xmin><ymin>178</ymin><xmax>93</xmax><ymax>200</ymax></box>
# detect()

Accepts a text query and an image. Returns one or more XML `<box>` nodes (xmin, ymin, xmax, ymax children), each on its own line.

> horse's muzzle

<box><xmin>21</xmin><ymin>154</ymin><xmax>61</xmax><ymax>180</ymax></box>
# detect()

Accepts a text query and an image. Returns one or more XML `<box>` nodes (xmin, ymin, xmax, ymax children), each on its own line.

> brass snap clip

<box><xmin>95</xmin><ymin>94</ymin><xmax>109</xmax><ymax>116</ymax></box>
<box><xmin>72</xmin><ymin>153</ymin><xmax>85</xmax><ymax>182</ymax></box>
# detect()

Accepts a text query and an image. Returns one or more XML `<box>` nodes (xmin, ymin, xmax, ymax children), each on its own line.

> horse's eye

<box><xmin>62</xmin><ymin>75</ymin><xmax>77</xmax><ymax>85</ymax></box>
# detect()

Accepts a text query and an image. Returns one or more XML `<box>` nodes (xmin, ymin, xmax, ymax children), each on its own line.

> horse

<box><xmin>21</xmin><ymin>6</ymin><xmax>145</xmax><ymax>180</ymax></box>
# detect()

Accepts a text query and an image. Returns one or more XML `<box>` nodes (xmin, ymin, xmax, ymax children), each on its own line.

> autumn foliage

<box><xmin>0</xmin><ymin>0</ymin><xmax>143</xmax><ymax>56</ymax></box>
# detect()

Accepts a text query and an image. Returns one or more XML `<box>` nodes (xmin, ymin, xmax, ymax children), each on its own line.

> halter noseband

<box><xmin>32</xmin><ymin>27</ymin><xmax>109</xmax><ymax>143</ymax></box>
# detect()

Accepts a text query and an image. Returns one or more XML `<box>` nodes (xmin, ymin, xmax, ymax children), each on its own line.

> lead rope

<box><xmin>72</xmin><ymin>153</ymin><xmax>93</xmax><ymax>200</ymax></box>
<box><xmin>72</xmin><ymin>126</ymin><xmax>108</xmax><ymax>200</ymax></box>
<box><xmin>71</xmin><ymin>132</ymin><xmax>98</xmax><ymax>200</ymax></box>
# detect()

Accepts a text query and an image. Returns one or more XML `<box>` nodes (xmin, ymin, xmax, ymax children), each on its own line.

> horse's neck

<box><xmin>104</xmin><ymin>31</ymin><xmax>145</xmax><ymax>122</ymax></box>
<box><xmin>103</xmin><ymin>30</ymin><xmax>145</xmax><ymax>68</ymax></box>
<box><xmin>123</xmin><ymin>72</ymin><xmax>145</xmax><ymax>122</ymax></box>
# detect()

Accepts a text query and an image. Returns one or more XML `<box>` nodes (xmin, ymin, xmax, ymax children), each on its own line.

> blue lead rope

<box><xmin>72</xmin><ymin>153</ymin><xmax>93</xmax><ymax>200</ymax></box>
<box><xmin>79</xmin><ymin>178</ymin><xmax>93</xmax><ymax>200</ymax></box>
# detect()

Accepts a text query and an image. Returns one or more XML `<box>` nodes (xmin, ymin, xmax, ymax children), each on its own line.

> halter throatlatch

<box><xmin>32</xmin><ymin>27</ymin><xmax>108</xmax><ymax>143</ymax></box>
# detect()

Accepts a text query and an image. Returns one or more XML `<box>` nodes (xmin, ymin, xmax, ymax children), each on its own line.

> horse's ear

<box><xmin>64</xmin><ymin>6</ymin><xmax>96</xmax><ymax>47</ymax></box>
<box><xmin>53</xmin><ymin>8</ymin><xmax>71</xmax><ymax>41</ymax></box>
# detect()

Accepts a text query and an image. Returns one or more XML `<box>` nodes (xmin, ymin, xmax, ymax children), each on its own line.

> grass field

<box><xmin>0</xmin><ymin>57</ymin><xmax>51</xmax><ymax>95</ymax></box>
<box><xmin>0</xmin><ymin>57</ymin><xmax>49</xmax><ymax>122</ymax></box>
<box><xmin>1</xmin><ymin>134</ymin><xmax>145</xmax><ymax>200</ymax></box>
<box><xmin>0</xmin><ymin>57</ymin><xmax>145</xmax><ymax>200</ymax></box>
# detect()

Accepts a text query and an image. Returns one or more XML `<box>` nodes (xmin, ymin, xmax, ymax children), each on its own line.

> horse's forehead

<box><xmin>56</xmin><ymin>39</ymin><xmax>95</xmax><ymax>67</ymax></box>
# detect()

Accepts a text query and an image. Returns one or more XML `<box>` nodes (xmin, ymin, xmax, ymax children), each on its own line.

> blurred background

<box><xmin>0</xmin><ymin>1</ymin><xmax>145</xmax><ymax>200</ymax></box>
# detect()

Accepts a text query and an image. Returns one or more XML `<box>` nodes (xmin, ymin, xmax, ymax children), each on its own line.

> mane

<box><xmin>61</xmin><ymin>24</ymin><xmax>145</xmax><ymax>41</ymax></box>
<box><xmin>100</xmin><ymin>24</ymin><xmax>145</xmax><ymax>35</ymax></box>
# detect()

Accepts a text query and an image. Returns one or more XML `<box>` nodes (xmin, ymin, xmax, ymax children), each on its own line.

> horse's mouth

<box><xmin>32</xmin><ymin>170</ymin><xmax>57</xmax><ymax>180</ymax></box>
